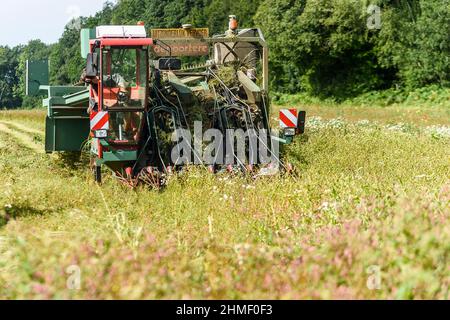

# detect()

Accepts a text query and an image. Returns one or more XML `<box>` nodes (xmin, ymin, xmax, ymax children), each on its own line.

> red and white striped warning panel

<box><xmin>90</xmin><ymin>111</ymin><xmax>110</xmax><ymax>131</ymax></box>
<box><xmin>280</xmin><ymin>109</ymin><xmax>298</xmax><ymax>128</ymax></box>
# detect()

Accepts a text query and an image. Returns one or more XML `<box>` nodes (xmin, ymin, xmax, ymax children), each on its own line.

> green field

<box><xmin>0</xmin><ymin>105</ymin><xmax>449</xmax><ymax>299</ymax></box>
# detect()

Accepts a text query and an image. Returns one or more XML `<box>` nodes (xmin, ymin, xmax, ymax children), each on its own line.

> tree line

<box><xmin>0</xmin><ymin>0</ymin><xmax>448</xmax><ymax>108</ymax></box>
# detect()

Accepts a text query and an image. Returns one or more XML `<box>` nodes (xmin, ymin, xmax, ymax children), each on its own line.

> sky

<box><xmin>0</xmin><ymin>0</ymin><xmax>114</xmax><ymax>47</ymax></box>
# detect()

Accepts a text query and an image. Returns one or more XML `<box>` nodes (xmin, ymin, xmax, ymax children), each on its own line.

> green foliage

<box><xmin>275</xmin><ymin>85</ymin><xmax>450</xmax><ymax>108</ymax></box>
<box><xmin>0</xmin><ymin>46</ymin><xmax>22</xmax><ymax>108</ymax></box>
<box><xmin>49</xmin><ymin>27</ymin><xmax>84</xmax><ymax>85</ymax></box>
<box><xmin>255</xmin><ymin>0</ymin><xmax>392</xmax><ymax>97</ymax></box>
<box><xmin>347</xmin><ymin>85</ymin><xmax>450</xmax><ymax>106</ymax></box>
<box><xmin>256</xmin><ymin>0</ymin><xmax>450</xmax><ymax>96</ymax></box>
<box><xmin>375</xmin><ymin>0</ymin><xmax>450</xmax><ymax>88</ymax></box>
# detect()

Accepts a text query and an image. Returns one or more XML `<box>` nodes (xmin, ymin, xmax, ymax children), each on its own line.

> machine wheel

<box><xmin>95</xmin><ymin>165</ymin><xmax>102</xmax><ymax>184</ymax></box>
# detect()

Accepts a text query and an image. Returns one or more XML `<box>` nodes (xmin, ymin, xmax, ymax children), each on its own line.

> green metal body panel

<box><xmin>167</xmin><ymin>72</ymin><xmax>195</xmax><ymax>105</ymax></box>
<box><xmin>26</xmin><ymin>59</ymin><xmax>91</xmax><ymax>153</ymax></box>
<box><xmin>281</xmin><ymin>135</ymin><xmax>294</xmax><ymax>144</ymax></box>
<box><xmin>45</xmin><ymin>116</ymin><xmax>90</xmax><ymax>152</ymax></box>
<box><xmin>80</xmin><ymin>28</ymin><xmax>96</xmax><ymax>59</ymax></box>
<box><xmin>96</xmin><ymin>140</ymin><xmax>138</xmax><ymax>166</ymax></box>
<box><xmin>42</xmin><ymin>85</ymin><xmax>91</xmax><ymax>152</ymax></box>
<box><xmin>237</xmin><ymin>70</ymin><xmax>261</xmax><ymax>104</ymax></box>
<box><xmin>98</xmin><ymin>139</ymin><xmax>138</xmax><ymax>162</ymax></box>
<box><xmin>101</xmin><ymin>150</ymin><xmax>138</xmax><ymax>162</ymax></box>
<box><xmin>42</xmin><ymin>86</ymin><xmax>89</xmax><ymax>107</ymax></box>
<box><xmin>26</xmin><ymin>60</ymin><xmax>49</xmax><ymax>96</ymax></box>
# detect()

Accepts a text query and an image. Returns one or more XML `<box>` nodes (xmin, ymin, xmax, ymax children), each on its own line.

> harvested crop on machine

<box><xmin>26</xmin><ymin>16</ymin><xmax>306</xmax><ymax>186</ymax></box>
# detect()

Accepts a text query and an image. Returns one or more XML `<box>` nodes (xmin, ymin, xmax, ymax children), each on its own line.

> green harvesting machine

<box><xmin>27</xmin><ymin>16</ymin><xmax>306</xmax><ymax>185</ymax></box>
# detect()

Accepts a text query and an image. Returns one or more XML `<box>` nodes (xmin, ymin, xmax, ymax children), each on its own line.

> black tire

<box><xmin>95</xmin><ymin>165</ymin><xmax>102</xmax><ymax>184</ymax></box>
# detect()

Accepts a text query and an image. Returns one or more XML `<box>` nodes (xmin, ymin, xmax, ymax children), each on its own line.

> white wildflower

<box><xmin>425</xmin><ymin>125</ymin><xmax>450</xmax><ymax>139</ymax></box>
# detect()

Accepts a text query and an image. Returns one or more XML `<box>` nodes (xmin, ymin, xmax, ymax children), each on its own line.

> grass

<box><xmin>0</xmin><ymin>104</ymin><xmax>449</xmax><ymax>300</ymax></box>
<box><xmin>274</xmin><ymin>86</ymin><xmax>450</xmax><ymax>126</ymax></box>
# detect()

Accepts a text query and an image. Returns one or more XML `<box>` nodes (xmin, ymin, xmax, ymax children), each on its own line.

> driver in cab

<box><xmin>104</xmin><ymin>73</ymin><xmax>141</xmax><ymax>143</ymax></box>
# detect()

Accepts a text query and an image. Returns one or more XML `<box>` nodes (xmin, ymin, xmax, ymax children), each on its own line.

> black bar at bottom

<box><xmin>0</xmin><ymin>300</ymin><xmax>442</xmax><ymax>319</ymax></box>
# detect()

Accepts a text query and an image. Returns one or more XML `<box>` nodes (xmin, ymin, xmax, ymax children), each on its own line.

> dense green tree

<box><xmin>256</xmin><ymin>0</ymin><xmax>449</xmax><ymax>96</ymax></box>
<box><xmin>375</xmin><ymin>0</ymin><xmax>450</xmax><ymax>88</ymax></box>
<box><xmin>255</xmin><ymin>0</ymin><xmax>395</xmax><ymax>97</ymax></box>
<box><xmin>0</xmin><ymin>46</ymin><xmax>22</xmax><ymax>108</ymax></box>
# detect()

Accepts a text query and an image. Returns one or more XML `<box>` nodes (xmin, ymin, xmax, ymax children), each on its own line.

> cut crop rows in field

<box><xmin>0</xmin><ymin>123</ymin><xmax>43</xmax><ymax>154</ymax></box>
<box><xmin>0</xmin><ymin>121</ymin><xmax>44</xmax><ymax>136</ymax></box>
